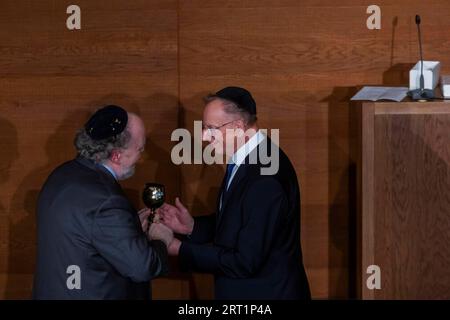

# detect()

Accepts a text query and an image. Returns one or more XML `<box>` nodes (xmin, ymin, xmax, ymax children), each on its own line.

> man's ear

<box><xmin>235</xmin><ymin>119</ymin><xmax>246</xmax><ymax>131</ymax></box>
<box><xmin>110</xmin><ymin>149</ymin><xmax>121</xmax><ymax>164</ymax></box>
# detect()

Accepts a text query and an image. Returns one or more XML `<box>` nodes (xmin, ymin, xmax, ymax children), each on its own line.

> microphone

<box><xmin>408</xmin><ymin>14</ymin><xmax>434</xmax><ymax>101</ymax></box>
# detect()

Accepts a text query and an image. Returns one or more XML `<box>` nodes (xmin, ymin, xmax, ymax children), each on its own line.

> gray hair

<box><xmin>74</xmin><ymin>128</ymin><xmax>131</xmax><ymax>163</ymax></box>
<box><xmin>203</xmin><ymin>94</ymin><xmax>257</xmax><ymax>126</ymax></box>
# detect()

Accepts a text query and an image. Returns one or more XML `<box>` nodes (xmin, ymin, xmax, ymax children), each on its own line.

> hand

<box><xmin>167</xmin><ymin>238</ymin><xmax>181</xmax><ymax>256</ymax></box>
<box><xmin>138</xmin><ymin>208</ymin><xmax>151</xmax><ymax>232</ymax></box>
<box><xmin>148</xmin><ymin>222</ymin><xmax>174</xmax><ymax>247</ymax></box>
<box><xmin>158</xmin><ymin>197</ymin><xmax>194</xmax><ymax>235</ymax></box>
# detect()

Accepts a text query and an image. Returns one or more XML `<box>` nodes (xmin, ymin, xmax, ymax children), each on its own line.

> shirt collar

<box><xmin>230</xmin><ymin>130</ymin><xmax>266</xmax><ymax>166</ymax></box>
<box><xmin>100</xmin><ymin>163</ymin><xmax>118</xmax><ymax>180</ymax></box>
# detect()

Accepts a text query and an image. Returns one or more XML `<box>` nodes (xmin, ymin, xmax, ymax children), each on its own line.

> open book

<box><xmin>351</xmin><ymin>86</ymin><xmax>408</xmax><ymax>102</ymax></box>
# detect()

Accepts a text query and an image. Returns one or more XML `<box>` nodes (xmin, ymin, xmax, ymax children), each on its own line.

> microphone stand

<box><xmin>407</xmin><ymin>15</ymin><xmax>435</xmax><ymax>101</ymax></box>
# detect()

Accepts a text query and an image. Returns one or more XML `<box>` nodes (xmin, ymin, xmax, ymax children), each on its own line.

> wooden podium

<box><xmin>356</xmin><ymin>101</ymin><xmax>450</xmax><ymax>299</ymax></box>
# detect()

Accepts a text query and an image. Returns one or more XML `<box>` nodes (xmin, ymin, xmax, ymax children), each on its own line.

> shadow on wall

<box><xmin>322</xmin><ymin>62</ymin><xmax>414</xmax><ymax>299</ymax></box>
<box><xmin>323</xmin><ymin>86</ymin><xmax>358</xmax><ymax>299</ymax></box>
<box><xmin>179</xmin><ymin>92</ymin><xmax>224</xmax><ymax>218</ymax></box>
<box><xmin>385</xmin><ymin>15</ymin><xmax>415</xmax><ymax>88</ymax></box>
<box><xmin>383</xmin><ymin>63</ymin><xmax>414</xmax><ymax>87</ymax></box>
<box><xmin>315</xmin><ymin>15</ymin><xmax>410</xmax><ymax>297</ymax></box>
<box><xmin>6</xmin><ymin>108</ymin><xmax>90</xmax><ymax>299</ymax></box>
<box><xmin>172</xmin><ymin>92</ymin><xmax>224</xmax><ymax>300</ymax></box>
<box><xmin>0</xmin><ymin>117</ymin><xmax>19</xmax><ymax>298</ymax></box>
<box><xmin>0</xmin><ymin>118</ymin><xmax>18</xmax><ymax>186</ymax></box>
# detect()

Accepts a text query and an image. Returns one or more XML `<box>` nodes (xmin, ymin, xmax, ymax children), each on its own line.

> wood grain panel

<box><xmin>0</xmin><ymin>76</ymin><xmax>180</xmax><ymax>299</ymax></box>
<box><xmin>371</xmin><ymin>109</ymin><xmax>450</xmax><ymax>299</ymax></box>
<box><xmin>178</xmin><ymin>1</ymin><xmax>450</xmax><ymax>299</ymax></box>
<box><xmin>2</xmin><ymin>0</ymin><xmax>450</xmax><ymax>300</ymax></box>
<box><xmin>0</xmin><ymin>0</ymin><xmax>180</xmax><ymax>299</ymax></box>
<box><xmin>0</xmin><ymin>0</ymin><xmax>177</xmax><ymax>76</ymax></box>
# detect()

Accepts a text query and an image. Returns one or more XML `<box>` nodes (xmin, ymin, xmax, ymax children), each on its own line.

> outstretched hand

<box><xmin>157</xmin><ymin>197</ymin><xmax>194</xmax><ymax>235</ymax></box>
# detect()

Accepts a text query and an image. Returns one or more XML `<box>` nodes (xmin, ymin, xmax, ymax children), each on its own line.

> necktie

<box><xmin>219</xmin><ymin>162</ymin><xmax>236</xmax><ymax>212</ymax></box>
<box><xmin>225</xmin><ymin>162</ymin><xmax>236</xmax><ymax>190</ymax></box>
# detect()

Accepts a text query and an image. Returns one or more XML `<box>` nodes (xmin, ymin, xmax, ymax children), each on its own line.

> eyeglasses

<box><xmin>202</xmin><ymin>120</ymin><xmax>236</xmax><ymax>132</ymax></box>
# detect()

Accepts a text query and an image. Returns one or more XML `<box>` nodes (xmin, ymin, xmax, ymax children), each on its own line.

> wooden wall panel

<box><xmin>358</xmin><ymin>103</ymin><xmax>450</xmax><ymax>299</ymax></box>
<box><xmin>178</xmin><ymin>1</ymin><xmax>450</xmax><ymax>299</ymax></box>
<box><xmin>1</xmin><ymin>0</ymin><xmax>450</xmax><ymax>300</ymax></box>
<box><xmin>0</xmin><ymin>1</ymin><xmax>181</xmax><ymax>299</ymax></box>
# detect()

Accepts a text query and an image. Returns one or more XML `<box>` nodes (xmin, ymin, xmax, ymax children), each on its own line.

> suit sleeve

<box><xmin>186</xmin><ymin>215</ymin><xmax>216</xmax><ymax>244</ymax></box>
<box><xmin>179</xmin><ymin>177</ymin><xmax>286</xmax><ymax>278</ymax></box>
<box><xmin>92</xmin><ymin>194</ymin><xmax>169</xmax><ymax>282</ymax></box>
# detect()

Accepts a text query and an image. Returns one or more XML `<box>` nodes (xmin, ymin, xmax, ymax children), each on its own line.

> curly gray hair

<box><xmin>74</xmin><ymin>128</ymin><xmax>131</xmax><ymax>163</ymax></box>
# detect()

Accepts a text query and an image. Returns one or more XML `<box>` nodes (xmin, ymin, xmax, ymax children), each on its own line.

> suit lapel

<box><xmin>216</xmin><ymin>170</ymin><xmax>227</xmax><ymax>210</ymax></box>
<box><xmin>215</xmin><ymin>136</ymin><xmax>271</xmax><ymax>228</ymax></box>
<box><xmin>215</xmin><ymin>168</ymin><xmax>228</xmax><ymax>226</ymax></box>
<box><xmin>216</xmin><ymin>162</ymin><xmax>249</xmax><ymax>228</ymax></box>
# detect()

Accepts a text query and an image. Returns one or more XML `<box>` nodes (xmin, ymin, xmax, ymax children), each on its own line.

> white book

<box><xmin>351</xmin><ymin>86</ymin><xmax>408</xmax><ymax>102</ymax></box>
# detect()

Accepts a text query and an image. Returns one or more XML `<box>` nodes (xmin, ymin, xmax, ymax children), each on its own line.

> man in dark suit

<box><xmin>33</xmin><ymin>105</ymin><xmax>173</xmax><ymax>299</ymax></box>
<box><xmin>159</xmin><ymin>87</ymin><xmax>311</xmax><ymax>299</ymax></box>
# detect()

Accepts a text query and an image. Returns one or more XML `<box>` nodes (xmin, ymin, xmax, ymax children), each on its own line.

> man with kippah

<box><xmin>32</xmin><ymin>105</ymin><xmax>173</xmax><ymax>299</ymax></box>
<box><xmin>159</xmin><ymin>87</ymin><xmax>311</xmax><ymax>299</ymax></box>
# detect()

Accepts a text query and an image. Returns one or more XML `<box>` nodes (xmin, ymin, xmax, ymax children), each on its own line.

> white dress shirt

<box><xmin>226</xmin><ymin>129</ymin><xmax>266</xmax><ymax>190</ymax></box>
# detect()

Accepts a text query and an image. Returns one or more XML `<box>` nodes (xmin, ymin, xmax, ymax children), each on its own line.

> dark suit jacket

<box><xmin>179</xmin><ymin>138</ymin><xmax>311</xmax><ymax>299</ymax></box>
<box><xmin>32</xmin><ymin>157</ymin><xmax>168</xmax><ymax>299</ymax></box>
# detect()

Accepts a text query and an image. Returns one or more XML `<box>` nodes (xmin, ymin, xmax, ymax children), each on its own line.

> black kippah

<box><xmin>215</xmin><ymin>86</ymin><xmax>257</xmax><ymax>115</ymax></box>
<box><xmin>85</xmin><ymin>105</ymin><xmax>128</xmax><ymax>140</ymax></box>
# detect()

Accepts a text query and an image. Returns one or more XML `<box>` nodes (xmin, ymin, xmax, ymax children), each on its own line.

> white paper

<box><xmin>441</xmin><ymin>76</ymin><xmax>450</xmax><ymax>98</ymax></box>
<box><xmin>351</xmin><ymin>86</ymin><xmax>408</xmax><ymax>102</ymax></box>
<box><xmin>409</xmin><ymin>61</ymin><xmax>441</xmax><ymax>90</ymax></box>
